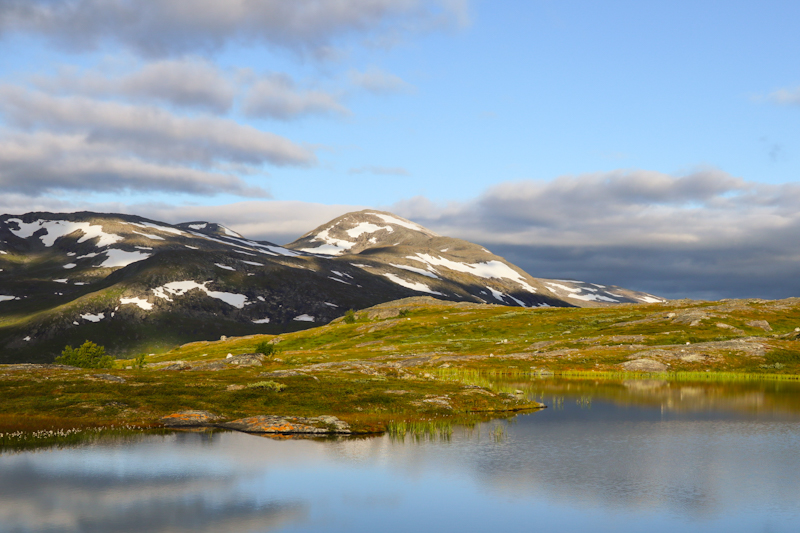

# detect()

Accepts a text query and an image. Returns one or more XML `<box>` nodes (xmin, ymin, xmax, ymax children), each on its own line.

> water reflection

<box><xmin>2</xmin><ymin>378</ymin><xmax>800</xmax><ymax>532</ymax></box>
<box><xmin>0</xmin><ymin>435</ymin><xmax>306</xmax><ymax>532</ymax></box>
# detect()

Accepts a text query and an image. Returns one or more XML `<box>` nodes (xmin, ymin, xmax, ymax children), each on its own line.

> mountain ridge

<box><xmin>0</xmin><ymin>209</ymin><xmax>664</xmax><ymax>362</ymax></box>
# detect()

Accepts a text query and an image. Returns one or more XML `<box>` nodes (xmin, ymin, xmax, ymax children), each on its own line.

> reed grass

<box><xmin>386</xmin><ymin>419</ymin><xmax>453</xmax><ymax>442</ymax></box>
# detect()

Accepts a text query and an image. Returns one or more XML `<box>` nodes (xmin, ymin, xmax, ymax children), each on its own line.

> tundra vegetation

<box><xmin>2</xmin><ymin>296</ymin><xmax>800</xmax><ymax>449</ymax></box>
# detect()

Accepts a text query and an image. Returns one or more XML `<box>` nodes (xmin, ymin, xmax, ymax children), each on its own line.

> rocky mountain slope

<box><xmin>0</xmin><ymin>210</ymin><xmax>663</xmax><ymax>362</ymax></box>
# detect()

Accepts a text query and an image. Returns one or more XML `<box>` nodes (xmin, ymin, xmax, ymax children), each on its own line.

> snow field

<box><xmin>151</xmin><ymin>280</ymin><xmax>249</xmax><ymax>309</ymax></box>
<box><xmin>120</xmin><ymin>297</ymin><xmax>154</xmax><ymax>311</ymax></box>
<box><xmin>6</xmin><ymin>219</ymin><xmax>123</xmax><ymax>247</ymax></box>
<box><xmin>383</xmin><ymin>273</ymin><xmax>444</xmax><ymax>296</ymax></box>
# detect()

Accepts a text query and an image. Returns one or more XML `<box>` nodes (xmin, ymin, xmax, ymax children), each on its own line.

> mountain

<box><xmin>0</xmin><ymin>209</ymin><xmax>663</xmax><ymax>362</ymax></box>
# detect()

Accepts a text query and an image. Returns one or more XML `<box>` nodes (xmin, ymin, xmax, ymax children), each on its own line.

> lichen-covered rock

<box><xmin>92</xmin><ymin>373</ymin><xmax>126</xmax><ymax>383</ymax></box>
<box><xmin>160</xmin><ymin>410</ymin><xmax>221</xmax><ymax>427</ymax></box>
<box><xmin>259</xmin><ymin>369</ymin><xmax>303</xmax><ymax>378</ymax></box>
<box><xmin>226</xmin><ymin>353</ymin><xmax>266</xmax><ymax>366</ymax></box>
<box><xmin>621</xmin><ymin>358</ymin><xmax>668</xmax><ymax>372</ymax></box>
<box><xmin>219</xmin><ymin>415</ymin><xmax>351</xmax><ymax>434</ymax></box>
<box><xmin>189</xmin><ymin>361</ymin><xmax>227</xmax><ymax>371</ymax></box>
<box><xmin>746</xmin><ymin>320</ymin><xmax>772</xmax><ymax>331</ymax></box>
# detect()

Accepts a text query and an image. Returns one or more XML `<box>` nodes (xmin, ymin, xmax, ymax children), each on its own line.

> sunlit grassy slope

<box><xmin>150</xmin><ymin>296</ymin><xmax>800</xmax><ymax>376</ymax></box>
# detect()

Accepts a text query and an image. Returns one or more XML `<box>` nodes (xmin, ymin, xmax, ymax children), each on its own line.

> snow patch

<box><xmin>567</xmin><ymin>293</ymin><xmax>619</xmax><ymax>303</ymax></box>
<box><xmin>409</xmin><ymin>253</ymin><xmax>537</xmax><ymax>293</ymax></box>
<box><xmin>0</xmin><ymin>295</ymin><xmax>16</xmax><ymax>302</ymax></box>
<box><xmin>63</xmin><ymin>263</ymin><xmax>76</xmax><ymax>269</ymax></box>
<box><xmin>299</xmin><ymin>227</ymin><xmax>354</xmax><ymax>256</ymax></box>
<box><xmin>221</xmin><ymin>226</ymin><xmax>242</xmax><ymax>238</ymax></box>
<box><xmin>99</xmin><ymin>249</ymin><xmax>151</xmax><ymax>268</ymax></box>
<box><xmin>215</xmin><ymin>263</ymin><xmax>236</xmax><ymax>271</ymax></box>
<box><xmin>366</xmin><ymin>213</ymin><xmax>437</xmax><ymax>235</ymax></box>
<box><xmin>487</xmin><ymin>287</ymin><xmax>507</xmax><ymax>302</ymax></box>
<box><xmin>241</xmin><ymin>260</ymin><xmax>264</xmax><ymax>266</ymax></box>
<box><xmin>293</xmin><ymin>314</ymin><xmax>315</xmax><ymax>322</ymax></box>
<box><xmin>390</xmin><ymin>263</ymin><xmax>439</xmax><ymax>279</ymax></box>
<box><xmin>345</xmin><ymin>222</ymin><xmax>392</xmax><ymax>238</ymax></box>
<box><xmin>120</xmin><ymin>297</ymin><xmax>153</xmax><ymax>311</ymax></box>
<box><xmin>53</xmin><ymin>279</ymin><xmax>68</xmax><ymax>284</ymax></box>
<box><xmin>132</xmin><ymin>230</ymin><xmax>164</xmax><ymax>241</ymax></box>
<box><xmin>324</xmin><ymin>302</ymin><xmax>338</xmax><ymax>307</ymax></box>
<box><xmin>151</xmin><ymin>280</ymin><xmax>249</xmax><ymax>308</ymax></box>
<box><xmin>135</xmin><ymin>246</ymin><xmax>153</xmax><ymax>250</ymax></box>
<box><xmin>637</xmin><ymin>295</ymin><xmax>664</xmax><ymax>303</ymax></box>
<box><xmin>252</xmin><ymin>318</ymin><xmax>271</xmax><ymax>324</ymax></box>
<box><xmin>129</xmin><ymin>221</ymin><xmax>183</xmax><ymax>235</ymax></box>
<box><xmin>188</xmin><ymin>223</ymin><xmax>207</xmax><ymax>230</ymax></box>
<box><xmin>80</xmin><ymin>313</ymin><xmax>105</xmax><ymax>322</ymax></box>
<box><xmin>328</xmin><ymin>276</ymin><xmax>351</xmax><ymax>285</ymax></box>
<box><xmin>545</xmin><ymin>282</ymin><xmax>582</xmax><ymax>294</ymax></box>
<box><xmin>76</xmin><ymin>252</ymin><xmax>99</xmax><ymax>259</ymax></box>
<box><xmin>383</xmin><ymin>273</ymin><xmax>444</xmax><ymax>295</ymax></box>
<box><xmin>23</xmin><ymin>336</ymin><xmax>31</xmax><ymax>341</ymax></box>
<box><xmin>185</xmin><ymin>245</ymin><xmax>199</xmax><ymax>250</ymax></box>
<box><xmin>6</xmin><ymin>219</ymin><xmax>123</xmax><ymax>247</ymax></box>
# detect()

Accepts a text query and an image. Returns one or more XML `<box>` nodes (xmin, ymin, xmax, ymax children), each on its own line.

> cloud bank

<box><xmin>390</xmin><ymin>169</ymin><xmax>800</xmax><ymax>300</ymax></box>
<box><xmin>5</xmin><ymin>168</ymin><xmax>797</xmax><ymax>300</ymax></box>
<box><xmin>0</xmin><ymin>0</ymin><xmax>469</xmax><ymax>57</ymax></box>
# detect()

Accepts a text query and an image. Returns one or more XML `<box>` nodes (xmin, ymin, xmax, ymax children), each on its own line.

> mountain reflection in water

<box><xmin>2</xmin><ymin>378</ymin><xmax>799</xmax><ymax>532</ymax></box>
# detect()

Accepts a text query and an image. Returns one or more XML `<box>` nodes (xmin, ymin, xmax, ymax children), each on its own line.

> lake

<box><xmin>2</xmin><ymin>377</ymin><xmax>800</xmax><ymax>532</ymax></box>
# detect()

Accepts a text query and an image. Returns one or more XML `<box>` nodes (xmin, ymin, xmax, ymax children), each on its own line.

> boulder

<box><xmin>746</xmin><ymin>320</ymin><xmax>772</xmax><ymax>331</ymax></box>
<box><xmin>160</xmin><ymin>410</ymin><xmax>221</xmax><ymax>427</ymax></box>
<box><xmin>219</xmin><ymin>415</ymin><xmax>351</xmax><ymax>434</ymax></box>
<box><xmin>621</xmin><ymin>358</ymin><xmax>668</xmax><ymax>372</ymax></box>
<box><xmin>226</xmin><ymin>353</ymin><xmax>267</xmax><ymax>367</ymax></box>
<box><xmin>92</xmin><ymin>373</ymin><xmax>126</xmax><ymax>383</ymax></box>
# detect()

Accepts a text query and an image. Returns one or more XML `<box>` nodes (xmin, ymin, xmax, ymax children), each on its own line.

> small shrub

<box><xmin>247</xmin><ymin>380</ymin><xmax>286</xmax><ymax>392</ymax></box>
<box><xmin>398</xmin><ymin>309</ymin><xmax>410</xmax><ymax>318</ymax></box>
<box><xmin>343</xmin><ymin>309</ymin><xmax>356</xmax><ymax>324</ymax></box>
<box><xmin>55</xmin><ymin>340</ymin><xmax>115</xmax><ymax>369</ymax></box>
<box><xmin>254</xmin><ymin>340</ymin><xmax>278</xmax><ymax>357</ymax></box>
<box><xmin>133</xmin><ymin>353</ymin><xmax>147</xmax><ymax>370</ymax></box>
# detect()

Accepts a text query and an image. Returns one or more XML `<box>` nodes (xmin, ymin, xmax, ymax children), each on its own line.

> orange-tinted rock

<box><xmin>220</xmin><ymin>415</ymin><xmax>350</xmax><ymax>434</ymax></box>
<box><xmin>160</xmin><ymin>410</ymin><xmax>221</xmax><ymax>427</ymax></box>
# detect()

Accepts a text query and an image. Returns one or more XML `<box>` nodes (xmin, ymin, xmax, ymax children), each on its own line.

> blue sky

<box><xmin>1</xmin><ymin>1</ymin><xmax>799</xmax><ymax>299</ymax></box>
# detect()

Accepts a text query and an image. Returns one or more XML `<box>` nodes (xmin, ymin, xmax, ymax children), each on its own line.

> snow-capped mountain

<box><xmin>0</xmin><ymin>210</ymin><xmax>664</xmax><ymax>362</ymax></box>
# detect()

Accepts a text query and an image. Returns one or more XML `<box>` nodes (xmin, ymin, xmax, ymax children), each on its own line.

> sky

<box><xmin>1</xmin><ymin>0</ymin><xmax>799</xmax><ymax>300</ymax></box>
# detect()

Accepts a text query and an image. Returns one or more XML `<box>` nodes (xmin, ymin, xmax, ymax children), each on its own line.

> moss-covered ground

<box><xmin>3</xmin><ymin>295</ymin><xmax>800</xmax><ymax>448</ymax></box>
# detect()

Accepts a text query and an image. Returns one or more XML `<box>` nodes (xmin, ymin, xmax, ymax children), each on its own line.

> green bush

<box><xmin>254</xmin><ymin>340</ymin><xmax>278</xmax><ymax>356</ymax></box>
<box><xmin>398</xmin><ymin>309</ymin><xmax>410</xmax><ymax>318</ymax></box>
<box><xmin>133</xmin><ymin>353</ymin><xmax>147</xmax><ymax>370</ymax></box>
<box><xmin>343</xmin><ymin>309</ymin><xmax>356</xmax><ymax>324</ymax></box>
<box><xmin>55</xmin><ymin>340</ymin><xmax>115</xmax><ymax>369</ymax></box>
<box><xmin>247</xmin><ymin>380</ymin><xmax>286</xmax><ymax>392</ymax></box>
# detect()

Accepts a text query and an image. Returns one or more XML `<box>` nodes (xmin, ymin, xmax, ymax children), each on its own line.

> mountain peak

<box><xmin>286</xmin><ymin>210</ymin><xmax>438</xmax><ymax>256</ymax></box>
<box><xmin>175</xmin><ymin>221</ymin><xmax>244</xmax><ymax>239</ymax></box>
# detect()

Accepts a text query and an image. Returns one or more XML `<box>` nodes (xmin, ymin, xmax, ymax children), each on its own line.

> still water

<box><xmin>2</xmin><ymin>378</ymin><xmax>800</xmax><ymax>532</ymax></box>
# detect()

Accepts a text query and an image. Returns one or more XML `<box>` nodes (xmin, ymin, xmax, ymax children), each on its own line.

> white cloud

<box><xmin>0</xmin><ymin>0</ymin><xmax>470</xmax><ymax>57</ymax></box>
<box><xmin>0</xmin><ymin>131</ymin><xmax>268</xmax><ymax>197</ymax></box>
<box><xmin>349</xmin><ymin>165</ymin><xmax>409</xmax><ymax>176</ymax></box>
<box><xmin>349</xmin><ymin>67</ymin><xmax>414</xmax><ymax>93</ymax></box>
<box><xmin>767</xmin><ymin>86</ymin><xmax>800</xmax><ymax>106</ymax></box>
<box><xmin>241</xmin><ymin>74</ymin><xmax>348</xmax><ymax>120</ymax></box>
<box><xmin>34</xmin><ymin>59</ymin><xmax>237</xmax><ymax>113</ymax></box>
<box><xmin>0</xmin><ymin>85</ymin><xmax>315</xmax><ymax>167</ymax></box>
<box><xmin>388</xmin><ymin>169</ymin><xmax>800</xmax><ymax>299</ymax></box>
